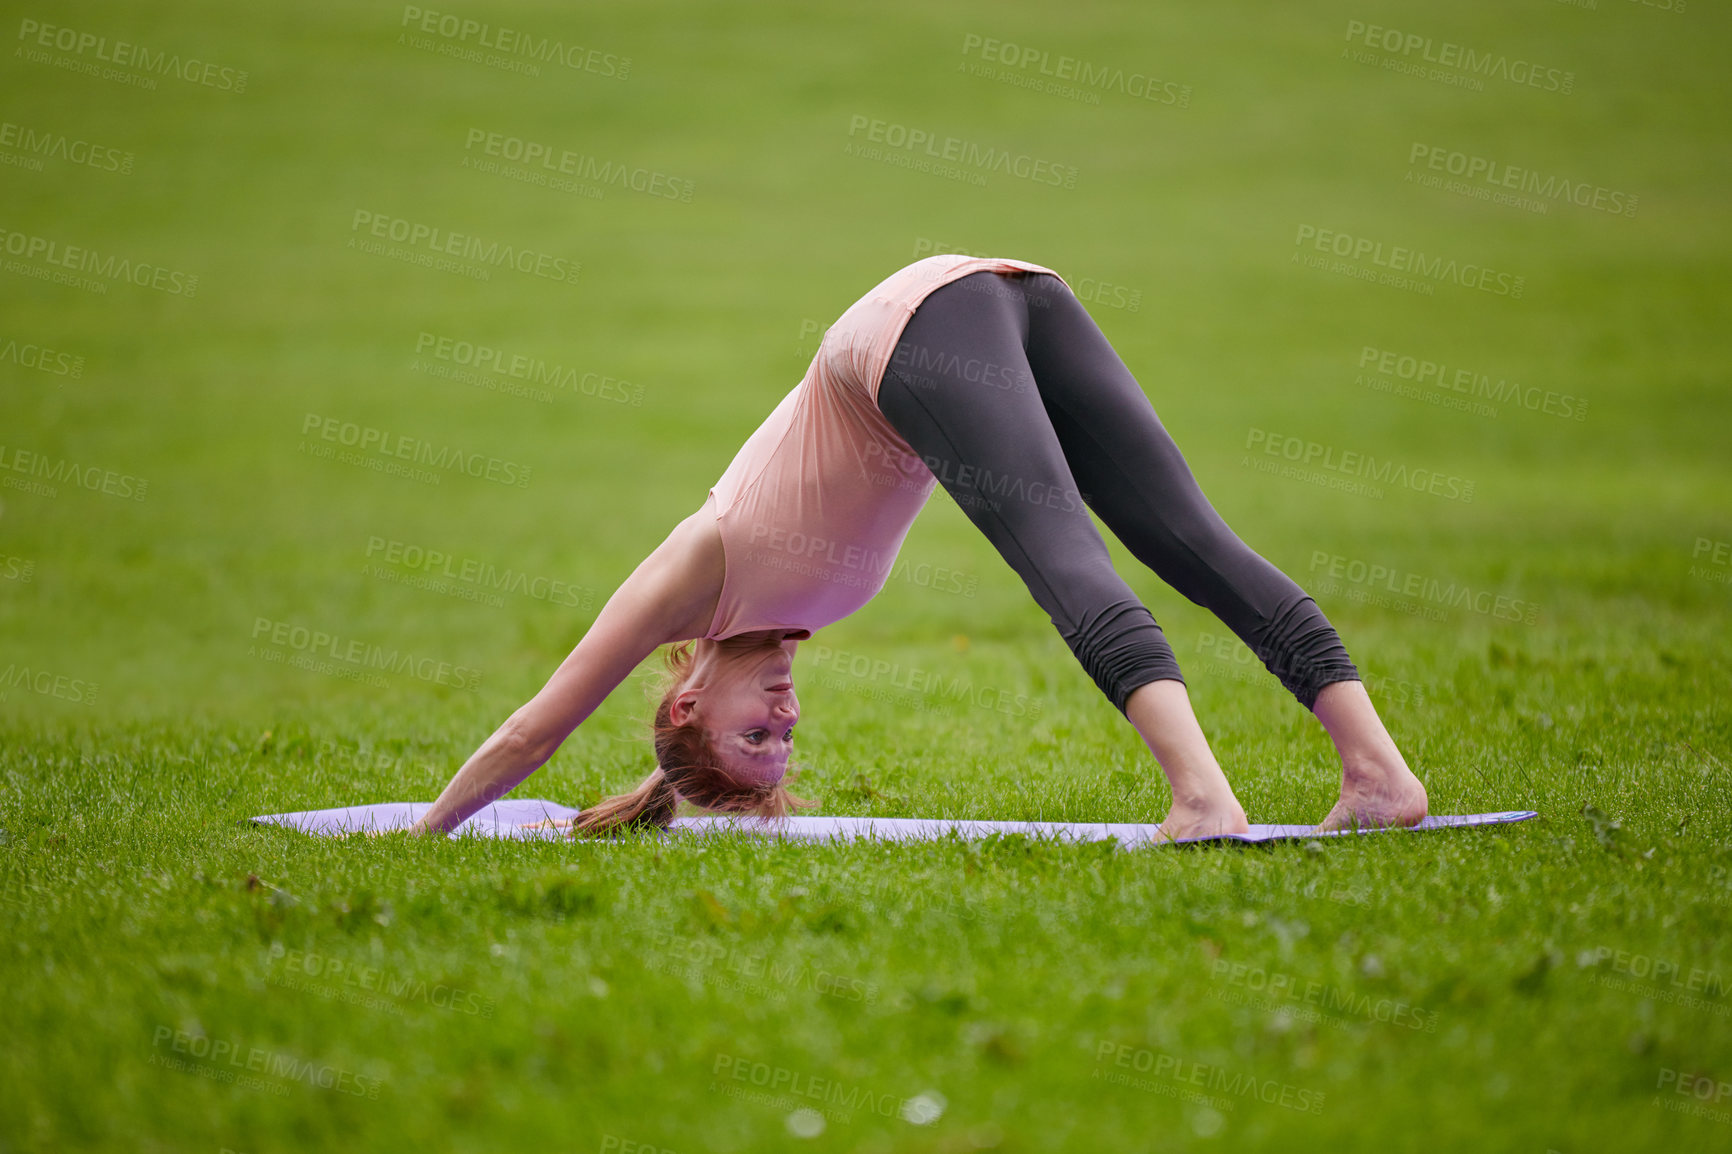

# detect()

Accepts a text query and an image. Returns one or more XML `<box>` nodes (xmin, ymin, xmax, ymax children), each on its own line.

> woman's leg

<box><xmin>1311</xmin><ymin>680</ymin><xmax>1426</xmax><ymax>830</ymax></box>
<box><xmin>1014</xmin><ymin>274</ymin><xmax>1425</xmax><ymax>828</ymax></box>
<box><xmin>876</xmin><ymin>271</ymin><xmax>1246</xmax><ymax>837</ymax></box>
<box><xmin>1015</xmin><ymin>275</ymin><xmax>1355</xmax><ymax>707</ymax></box>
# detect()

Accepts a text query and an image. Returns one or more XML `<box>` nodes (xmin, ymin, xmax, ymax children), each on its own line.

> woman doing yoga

<box><xmin>410</xmin><ymin>255</ymin><xmax>1428</xmax><ymax>841</ymax></box>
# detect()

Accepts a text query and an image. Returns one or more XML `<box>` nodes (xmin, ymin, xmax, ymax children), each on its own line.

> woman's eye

<box><xmin>784</xmin><ymin>728</ymin><xmax>795</xmax><ymax>742</ymax></box>
<box><xmin>746</xmin><ymin>731</ymin><xmax>766</xmax><ymax>744</ymax></box>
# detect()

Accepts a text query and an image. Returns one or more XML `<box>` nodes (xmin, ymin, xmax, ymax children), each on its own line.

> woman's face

<box><xmin>672</xmin><ymin>632</ymin><xmax>803</xmax><ymax>786</ymax></box>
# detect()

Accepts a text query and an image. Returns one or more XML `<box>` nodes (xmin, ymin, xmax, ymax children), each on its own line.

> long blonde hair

<box><xmin>572</xmin><ymin>643</ymin><xmax>807</xmax><ymax>835</ymax></box>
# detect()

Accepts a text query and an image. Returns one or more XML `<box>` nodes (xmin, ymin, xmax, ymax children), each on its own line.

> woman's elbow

<box><xmin>499</xmin><ymin>713</ymin><xmax>558</xmax><ymax>767</ymax></box>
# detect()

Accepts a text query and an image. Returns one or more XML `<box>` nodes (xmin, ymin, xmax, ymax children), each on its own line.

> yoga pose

<box><xmin>410</xmin><ymin>255</ymin><xmax>1427</xmax><ymax>841</ymax></box>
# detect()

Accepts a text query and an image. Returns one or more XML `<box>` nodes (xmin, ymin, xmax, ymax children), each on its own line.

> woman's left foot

<box><xmin>1316</xmin><ymin>762</ymin><xmax>1427</xmax><ymax>832</ymax></box>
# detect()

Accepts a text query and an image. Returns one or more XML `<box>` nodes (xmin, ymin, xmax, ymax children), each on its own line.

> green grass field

<box><xmin>3</xmin><ymin>1</ymin><xmax>1730</xmax><ymax>1150</ymax></box>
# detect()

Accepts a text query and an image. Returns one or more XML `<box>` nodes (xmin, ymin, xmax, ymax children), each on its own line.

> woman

<box><xmin>409</xmin><ymin>255</ymin><xmax>1427</xmax><ymax>841</ymax></box>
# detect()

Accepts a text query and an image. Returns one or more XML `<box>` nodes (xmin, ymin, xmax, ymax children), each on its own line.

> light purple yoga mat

<box><xmin>250</xmin><ymin>800</ymin><xmax>1537</xmax><ymax>848</ymax></box>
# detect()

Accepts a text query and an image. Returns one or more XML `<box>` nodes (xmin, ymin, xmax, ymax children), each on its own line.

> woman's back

<box><xmin>703</xmin><ymin>254</ymin><xmax>1062</xmax><ymax>640</ymax></box>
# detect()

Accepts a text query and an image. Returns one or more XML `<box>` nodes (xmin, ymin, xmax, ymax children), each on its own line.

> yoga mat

<box><xmin>250</xmin><ymin>800</ymin><xmax>1537</xmax><ymax>847</ymax></box>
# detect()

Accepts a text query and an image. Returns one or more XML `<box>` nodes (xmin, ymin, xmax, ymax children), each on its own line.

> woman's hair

<box><xmin>572</xmin><ymin>642</ymin><xmax>807</xmax><ymax>836</ymax></box>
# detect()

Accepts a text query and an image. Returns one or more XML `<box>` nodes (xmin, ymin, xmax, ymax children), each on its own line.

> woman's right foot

<box><xmin>1159</xmin><ymin>794</ymin><xmax>1250</xmax><ymax>842</ymax></box>
<box><xmin>1316</xmin><ymin>761</ymin><xmax>1428</xmax><ymax>832</ymax></box>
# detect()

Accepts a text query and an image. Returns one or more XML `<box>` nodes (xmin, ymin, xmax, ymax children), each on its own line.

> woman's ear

<box><xmin>669</xmin><ymin>688</ymin><xmax>700</xmax><ymax>727</ymax></box>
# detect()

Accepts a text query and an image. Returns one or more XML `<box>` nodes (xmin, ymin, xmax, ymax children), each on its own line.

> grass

<box><xmin>2</xmin><ymin>0</ymin><xmax>1730</xmax><ymax>1150</ymax></box>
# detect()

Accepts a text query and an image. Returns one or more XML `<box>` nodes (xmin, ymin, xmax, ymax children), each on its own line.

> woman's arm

<box><xmin>410</xmin><ymin>502</ymin><xmax>725</xmax><ymax>835</ymax></box>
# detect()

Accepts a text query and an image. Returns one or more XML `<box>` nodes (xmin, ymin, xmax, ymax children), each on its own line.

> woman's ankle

<box><xmin>1338</xmin><ymin>747</ymin><xmax>1413</xmax><ymax>786</ymax></box>
<box><xmin>1313</xmin><ymin>681</ymin><xmax>1411</xmax><ymax>774</ymax></box>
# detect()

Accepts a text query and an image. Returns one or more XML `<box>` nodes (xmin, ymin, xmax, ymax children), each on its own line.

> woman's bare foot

<box><xmin>1125</xmin><ymin>681</ymin><xmax>1252</xmax><ymax>841</ymax></box>
<box><xmin>1311</xmin><ymin>680</ymin><xmax>1429</xmax><ymax>831</ymax></box>
<box><xmin>1316</xmin><ymin>760</ymin><xmax>1428</xmax><ymax>832</ymax></box>
<box><xmin>1159</xmin><ymin>792</ymin><xmax>1250</xmax><ymax>841</ymax></box>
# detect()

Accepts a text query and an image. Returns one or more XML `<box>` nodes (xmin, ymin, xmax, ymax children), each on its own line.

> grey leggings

<box><xmin>875</xmin><ymin>270</ymin><xmax>1360</xmax><ymax>713</ymax></box>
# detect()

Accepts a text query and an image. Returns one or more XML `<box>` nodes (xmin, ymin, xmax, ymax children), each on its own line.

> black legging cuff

<box><xmin>1063</xmin><ymin>600</ymin><xmax>1184</xmax><ymax>714</ymax></box>
<box><xmin>1255</xmin><ymin>596</ymin><xmax>1361</xmax><ymax>710</ymax></box>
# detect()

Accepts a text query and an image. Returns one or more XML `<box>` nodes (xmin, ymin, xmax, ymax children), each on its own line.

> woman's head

<box><xmin>573</xmin><ymin>632</ymin><xmax>808</xmax><ymax>834</ymax></box>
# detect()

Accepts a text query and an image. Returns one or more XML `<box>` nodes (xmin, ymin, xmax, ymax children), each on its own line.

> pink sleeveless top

<box><xmin>704</xmin><ymin>254</ymin><xmax>1066</xmax><ymax>640</ymax></box>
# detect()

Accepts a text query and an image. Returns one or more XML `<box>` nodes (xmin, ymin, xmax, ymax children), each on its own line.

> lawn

<box><xmin>2</xmin><ymin>2</ymin><xmax>1729</xmax><ymax>1151</ymax></box>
